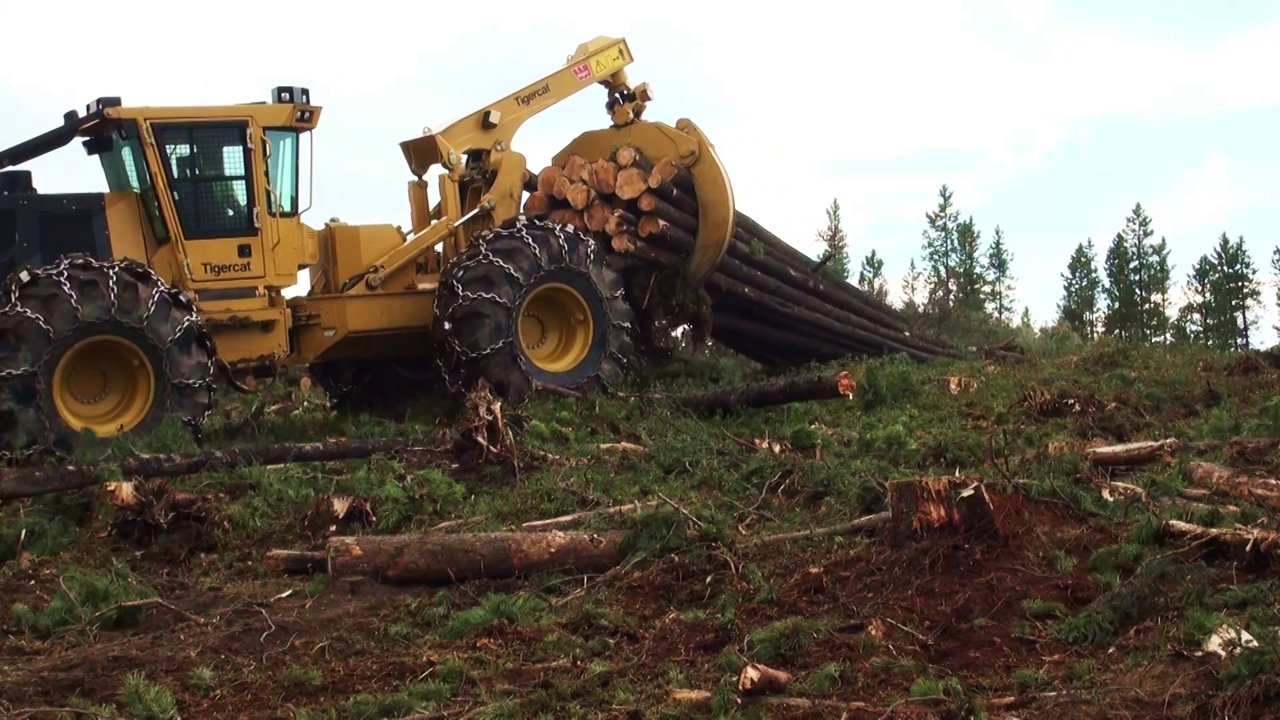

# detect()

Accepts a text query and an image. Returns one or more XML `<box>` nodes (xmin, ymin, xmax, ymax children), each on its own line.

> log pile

<box><xmin>524</xmin><ymin>148</ymin><xmax>959</xmax><ymax>367</ymax></box>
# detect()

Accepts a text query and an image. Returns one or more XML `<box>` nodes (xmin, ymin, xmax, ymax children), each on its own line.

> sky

<box><xmin>2</xmin><ymin>0</ymin><xmax>1278</xmax><ymax>344</ymax></box>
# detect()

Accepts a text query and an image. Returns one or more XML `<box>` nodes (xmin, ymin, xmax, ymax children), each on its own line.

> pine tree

<box><xmin>1212</xmin><ymin>233</ymin><xmax>1262</xmax><ymax>350</ymax></box>
<box><xmin>921</xmin><ymin>185</ymin><xmax>960</xmax><ymax>316</ymax></box>
<box><xmin>857</xmin><ymin>249</ymin><xmax>888</xmax><ymax>303</ymax></box>
<box><xmin>985</xmin><ymin>225</ymin><xmax>1015</xmax><ymax>324</ymax></box>
<box><xmin>1174</xmin><ymin>254</ymin><xmax>1219</xmax><ymax>347</ymax></box>
<box><xmin>1272</xmin><ymin>246</ymin><xmax>1280</xmax><ymax>337</ymax></box>
<box><xmin>1058</xmin><ymin>239</ymin><xmax>1102</xmax><ymax>341</ymax></box>
<box><xmin>815</xmin><ymin>198</ymin><xmax>850</xmax><ymax>282</ymax></box>
<box><xmin>1122</xmin><ymin>203</ymin><xmax>1156</xmax><ymax>343</ymax></box>
<box><xmin>1102</xmin><ymin>231</ymin><xmax>1139</xmax><ymax>341</ymax></box>
<box><xmin>1147</xmin><ymin>237</ymin><xmax>1172</xmax><ymax>343</ymax></box>
<box><xmin>900</xmin><ymin>258</ymin><xmax>923</xmax><ymax>316</ymax></box>
<box><xmin>952</xmin><ymin>215</ymin><xmax>987</xmax><ymax>315</ymax></box>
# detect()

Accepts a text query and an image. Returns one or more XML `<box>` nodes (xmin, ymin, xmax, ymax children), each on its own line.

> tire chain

<box><xmin>433</xmin><ymin>215</ymin><xmax>634</xmax><ymax>397</ymax></box>
<box><xmin>0</xmin><ymin>253</ymin><xmax>218</xmax><ymax>462</ymax></box>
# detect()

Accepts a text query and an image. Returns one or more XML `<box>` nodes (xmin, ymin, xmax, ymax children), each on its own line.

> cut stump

<box><xmin>887</xmin><ymin>476</ymin><xmax>1002</xmax><ymax>547</ymax></box>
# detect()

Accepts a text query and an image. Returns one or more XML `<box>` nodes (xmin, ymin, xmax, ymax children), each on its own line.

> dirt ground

<box><xmin>3</xmin><ymin>343</ymin><xmax>1280</xmax><ymax>719</ymax></box>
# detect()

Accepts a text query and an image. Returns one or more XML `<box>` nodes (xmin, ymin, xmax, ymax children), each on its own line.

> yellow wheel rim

<box><xmin>518</xmin><ymin>283</ymin><xmax>594</xmax><ymax>373</ymax></box>
<box><xmin>52</xmin><ymin>335</ymin><xmax>156</xmax><ymax>436</ymax></box>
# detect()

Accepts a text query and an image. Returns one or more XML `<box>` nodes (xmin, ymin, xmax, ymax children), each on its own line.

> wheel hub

<box><xmin>52</xmin><ymin>335</ymin><xmax>155</xmax><ymax>436</ymax></box>
<box><xmin>518</xmin><ymin>283</ymin><xmax>593</xmax><ymax>373</ymax></box>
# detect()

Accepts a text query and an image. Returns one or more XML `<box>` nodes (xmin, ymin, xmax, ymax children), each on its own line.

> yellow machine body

<box><xmin>0</xmin><ymin>35</ymin><xmax>735</xmax><ymax>423</ymax></box>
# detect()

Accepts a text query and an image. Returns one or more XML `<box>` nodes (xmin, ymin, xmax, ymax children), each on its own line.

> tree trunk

<box><xmin>738</xmin><ymin>663</ymin><xmax>793</xmax><ymax>696</ymax></box>
<box><xmin>1084</xmin><ymin>439</ymin><xmax>1180</xmax><ymax>467</ymax></box>
<box><xmin>1185</xmin><ymin>461</ymin><xmax>1280</xmax><ymax>510</ymax></box>
<box><xmin>0</xmin><ymin>435</ymin><xmax>436</xmax><ymax>500</ymax></box>
<box><xmin>522</xmin><ymin>191</ymin><xmax>551</xmax><ymax>217</ymax></box>
<box><xmin>887</xmin><ymin>477</ymin><xmax>1002</xmax><ymax>547</ymax></box>
<box><xmin>1161</xmin><ymin>519</ymin><xmax>1280</xmax><ymax>560</ymax></box>
<box><xmin>584</xmin><ymin>200</ymin><xmax>613</xmax><ymax>232</ymax></box>
<box><xmin>268</xmin><ymin>530</ymin><xmax>629</xmax><ymax>584</ymax></box>
<box><xmin>673</xmin><ymin>371</ymin><xmax>856</xmax><ymax>414</ymax></box>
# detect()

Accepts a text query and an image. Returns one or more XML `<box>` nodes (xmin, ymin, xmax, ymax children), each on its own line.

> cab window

<box><xmin>264</xmin><ymin>129</ymin><xmax>299</xmax><ymax>217</ymax></box>
<box><xmin>152</xmin><ymin>123</ymin><xmax>256</xmax><ymax>239</ymax></box>
<box><xmin>97</xmin><ymin>126</ymin><xmax>170</xmax><ymax>244</ymax></box>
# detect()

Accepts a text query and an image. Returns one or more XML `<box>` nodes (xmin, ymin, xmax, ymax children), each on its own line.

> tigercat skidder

<box><xmin>0</xmin><ymin>36</ymin><xmax>737</xmax><ymax>452</ymax></box>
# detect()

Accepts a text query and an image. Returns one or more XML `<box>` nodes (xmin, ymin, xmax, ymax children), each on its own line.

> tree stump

<box><xmin>887</xmin><ymin>476</ymin><xmax>1002</xmax><ymax>547</ymax></box>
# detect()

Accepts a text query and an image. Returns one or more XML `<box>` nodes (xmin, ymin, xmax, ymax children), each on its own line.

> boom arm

<box><xmin>399</xmin><ymin>36</ymin><xmax>644</xmax><ymax>180</ymax></box>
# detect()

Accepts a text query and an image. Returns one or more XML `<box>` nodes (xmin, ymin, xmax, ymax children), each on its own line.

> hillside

<box><xmin>2</xmin><ymin>339</ymin><xmax>1280</xmax><ymax>719</ymax></box>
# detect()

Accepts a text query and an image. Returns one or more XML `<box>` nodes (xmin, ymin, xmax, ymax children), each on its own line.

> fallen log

<box><xmin>0</xmin><ymin>435</ymin><xmax>436</xmax><ymax>501</ymax></box>
<box><xmin>1084</xmin><ymin>438</ymin><xmax>1181</xmax><ymax>467</ymax></box>
<box><xmin>1160</xmin><ymin>519</ymin><xmax>1280</xmax><ymax>559</ymax></box>
<box><xmin>668</xmin><ymin>688</ymin><xmax>941</xmax><ymax>717</ymax></box>
<box><xmin>266</xmin><ymin>530</ymin><xmax>628</xmax><ymax>584</ymax></box>
<box><xmin>673</xmin><ymin>371</ymin><xmax>856</xmax><ymax>414</ymax></box>
<box><xmin>887</xmin><ymin>476</ymin><xmax>1002</xmax><ymax>547</ymax></box>
<box><xmin>738</xmin><ymin>663</ymin><xmax>792</xmax><ymax>696</ymax></box>
<box><xmin>1185</xmin><ymin>462</ymin><xmax>1280</xmax><ymax>511</ymax></box>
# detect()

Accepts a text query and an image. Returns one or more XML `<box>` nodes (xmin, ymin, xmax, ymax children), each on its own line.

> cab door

<box><xmin>147</xmin><ymin>120</ymin><xmax>266</xmax><ymax>282</ymax></box>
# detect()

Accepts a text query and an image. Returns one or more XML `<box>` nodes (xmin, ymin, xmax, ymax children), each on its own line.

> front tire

<box><xmin>0</xmin><ymin>254</ymin><xmax>217</xmax><ymax>454</ymax></box>
<box><xmin>433</xmin><ymin>216</ymin><xmax>634</xmax><ymax>403</ymax></box>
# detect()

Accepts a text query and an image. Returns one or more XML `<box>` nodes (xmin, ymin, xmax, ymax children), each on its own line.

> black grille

<box><xmin>154</xmin><ymin>124</ymin><xmax>255</xmax><ymax>239</ymax></box>
<box><xmin>0</xmin><ymin>194</ymin><xmax>109</xmax><ymax>277</ymax></box>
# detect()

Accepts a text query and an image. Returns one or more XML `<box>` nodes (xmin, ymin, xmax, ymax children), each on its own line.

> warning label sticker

<box><xmin>586</xmin><ymin>45</ymin><xmax>629</xmax><ymax>78</ymax></box>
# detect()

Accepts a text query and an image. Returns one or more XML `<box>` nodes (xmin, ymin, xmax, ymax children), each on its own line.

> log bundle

<box><xmin>524</xmin><ymin>148</ymin><xmax>959</xmax><ymax>367</ymax></box>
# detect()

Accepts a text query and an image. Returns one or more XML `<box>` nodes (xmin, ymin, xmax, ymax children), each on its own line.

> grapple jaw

<box><xmin>550</xmin><ymin>117</ymin><xmax>735</xmax><ymax>290</ymax></box>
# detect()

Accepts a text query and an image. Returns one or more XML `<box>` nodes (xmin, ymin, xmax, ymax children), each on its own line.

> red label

<box><xmin>572</xmin><ymin>62</ymin><xmax>592</xmax><ymax>81</ymax></box>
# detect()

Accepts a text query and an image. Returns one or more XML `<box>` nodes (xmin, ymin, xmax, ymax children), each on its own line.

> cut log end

<box><xmin>562</xmin><ymin>153</ymin><xmax>590</xmax><ymax>183</ymax></box>
<box><xmin>738</xmin><ymin>663</ymin><xmax>793</xmax><ymax>696</ymax></box>
<box><xmin>536</xmin><ymin>166</ymin><xmax>564</xmax><ymax>196</ymax></box>
<box><xmin>615</xmin><ymin>167</ymin><xmax>650</xmax><ymax>200</ymax></box>
<box><xmin>566</xmin><ymin>182</ymin><xmax>595</xmax><ymax>211</ymax></box>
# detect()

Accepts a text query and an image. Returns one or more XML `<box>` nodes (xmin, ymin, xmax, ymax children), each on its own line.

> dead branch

<box><xmin>667</xmin><ymin>688</ymin><xmax>942</xmax><ymax>717</ymax></box>
<box><xmin>753</xmin><ymin>511</ymin><xmax>891</xmax><ymax>545</ymax></box>
<box><xmin>521</xmin><ymin>500</ymin><xmax>661</xmax><ymax>531</ymax></box>
<box><xmin>1160</xmin><ymin>519</ymin><xmax>1280</xmax><ymax>559</ymax></box>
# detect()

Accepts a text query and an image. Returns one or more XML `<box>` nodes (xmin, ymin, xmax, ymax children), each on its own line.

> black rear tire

<box><xmin>433</xmin><ymin>216</ymin><xmax>634</xmax><ymax>403</ymax></box>
<box><xmin>0</xmin><ymin>254</ymin><xmax>216</xmax><ymax>455</ymax></box>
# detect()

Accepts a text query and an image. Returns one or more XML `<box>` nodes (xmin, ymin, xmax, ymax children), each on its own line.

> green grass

<box><xmin>4</xmin><ymin>339</ymin><xmax>1280</xmax><ymax>717</ymax></box>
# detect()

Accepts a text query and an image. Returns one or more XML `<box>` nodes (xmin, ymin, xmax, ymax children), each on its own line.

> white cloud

<box><xmin>2</xmin><ymin>0</ymin><xmax>1278</xmax><ymax>344</ymax></box>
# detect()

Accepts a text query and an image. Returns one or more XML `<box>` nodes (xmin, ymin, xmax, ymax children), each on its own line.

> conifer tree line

<box><xmin>813</xmin><ymin>188</ymin><xmax>1277</xmax><ymax>352</ymax></box>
